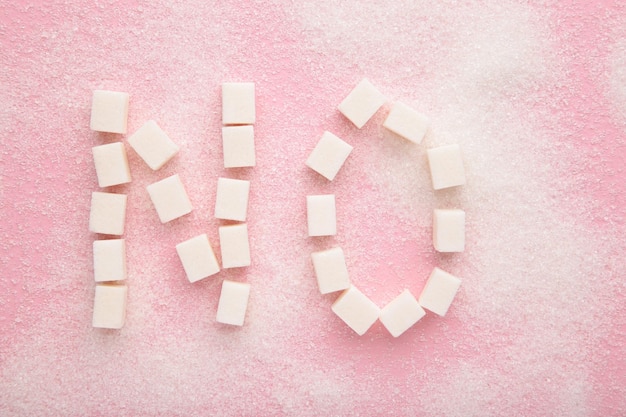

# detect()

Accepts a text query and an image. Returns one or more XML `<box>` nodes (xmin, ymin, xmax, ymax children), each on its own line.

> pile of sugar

<box><xmin>1</xmin><ymin>1</ymin><xmax>625</xmax><ymax>416</ymax></box>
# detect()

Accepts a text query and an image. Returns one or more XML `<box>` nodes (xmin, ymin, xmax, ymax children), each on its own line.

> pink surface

<box><xmin>1</xmin><ymin>1</ymin><xmax>625</xmax><ymax>416</ymax></box>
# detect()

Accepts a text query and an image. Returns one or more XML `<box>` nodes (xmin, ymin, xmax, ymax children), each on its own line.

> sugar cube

<box><xmin>433</xmin><ymin>209</ymin><xmax>465</xmax><ymax>252</ymax></box>
<box><xmin>89</xmin><ymin>191</ymin><xmax>127</xmax><ymax>235</ymax></box>
<box><xmin>223</xmin><ymin>125</ymin><xmax>255</xmax><ymax>168</ymax></box>
<box><xmin>311</xmin><ymin>247</ymin><xmax>351</xmax><ymax>294</ymax></box>
<box><xmin>418</xmin><ymin>267</ymin><xmax>461</xmax><ymax>316</ymax></box>
<box><xmin>214</xmin><ymin>178</ymin><xmax>250</xmax><ymax>222</ymax></box>
<box><xmin>338</xmin><ymin>78</ymin><xmax>386</xmax><ymax>128</ymax></box>
<box><xmin>305</xmin><ymin>131</ymin><xmax>353</xmax><ymax>181</ymax></box>
<box><xmin>219</xmin><ymin>224</ymin><xmax>251</xmax><ymax>268</ymax></box>
<box><xmin>307</xmin><ymin>194</ymin><xmax>336</xmax><ymax>237</ymax></box>
<box><xmin>331</xmin><ymin>285</ymin><xmax>380</xmax><ymax>336</ymax></box>
<box><xmin>92</xmin><ymin>284</ymin><xmax>128</xmax><ymax>329</ymax></box>
<box><xmin>92</xmin><ymin>142</ymin><xmax>131</xmax><ymax>187</ymax></box>
<box><xmin>222</xmin><ymin>82</ymin><xmax>255</xmax><ymax>125</ymax></box>
<box><xmin>383</xmin><ymin>102</ymin><xmax>430</xmax><ymax>144</ymax></box>
<box><xmin>379</xmin><ymin>290</ymin><xmax>426</xmax><ymax>337</ymax></box>
<box><xmin>427</xmin><ymin>144</ymin><xmax>466</xmax><ymax>190</ymax></box>
<box><xmin>176</xmin><ymin>234</ymin><xmax>220</xmax><ymax>283</ymax></box>
<box><xmin>146</xmin><ymin>174</ymin><xmax>193</xmax><ymax>223</ymax></box>
<box><xmin>128</xmin><ymin>120</ymin><xmax>179</xmax><ymax>170</ymax></box>
<box><xmin>216</xmin><ymin>280</ymin><xmax>251</xmax><ymax>326</ymax></box>
<box><xmin>90</xmin><ymin>90</ymin><xmax>129</xmax><ymax>134</ymax></box>
<box><xmin>93</xmin><ymin>239</ymin><xmax>126</xmax><ymax>282</ymax></box>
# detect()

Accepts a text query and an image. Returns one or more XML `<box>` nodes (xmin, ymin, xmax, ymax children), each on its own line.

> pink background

<box><xmin>1</xmin><ymin>1</ymin><xmax>625</xmax><ymax>416</ymax></box>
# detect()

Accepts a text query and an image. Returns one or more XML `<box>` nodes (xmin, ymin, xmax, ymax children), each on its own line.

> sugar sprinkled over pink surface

<box><xmin>0</xmin><ymin>1</ymin><xmax>624</xmax><ymax>416</ymax></box>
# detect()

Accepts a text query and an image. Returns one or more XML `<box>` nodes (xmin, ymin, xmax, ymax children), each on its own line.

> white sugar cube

<box><xmin>219</xmin><ymin>224</ymin><xmax>251</xmax><ymax>268</ymax></box>
<box><xmin>92</xmin><ymin>284</ymin><xmax>128</xmax><ymax>329</ymax></box>
<box><xmin>214</xmin><ymin>178</ymin><xmax>250</xmax><ymax>222</ymax></box>
<box><xmin>383</xmin><ymin>102</ymin><xmax>430</xmax><ymax>144</ymax></box>
<box><xmin>311</xmin><ymin>247</ymin><xmax>351</xmax><ymax>294</ymax></box>
<box><xmin>216</xmin><ymin>280</ymin><xmax>251</xmax><ymax>326</ymax></box>
<box><xmin>305</xmin><ymin>131</ymin><xmax>353</xmax><ymax>181</ymax></box>
<box><xmin>176</xmin><ymin>234</ymin><xmax>220</xmax><ymax>283</ymax></box>
<box><xmin>128</xmin><ymin>120</ymin><xmax>179</xmax><ymax>170</ymax></box>
<box><xmin>223</xmin><ymin>125</ymin><xmax>255</xmax><ymax>168</ymax></box>
<box><xmin>146</xmin><ymin>174</ymin><xmax>192</xmax><ymax>223</ymax></box>
<box><xmin>427</xmin><ymin>144</ymin><xmax>466</xmax><ymax>190</ymax></box>
<box><xmin>222</xmin><ymin>82</ymin><xmax>255</xmax><ymax>125</ymax></box>
<box><xmin>307</xmin><ymin>194</ymin><xmax>336</xmax><ymax>237</ymax></box>
<box><xmin>379</xmin><ymin>290</ymin><xmax>426</xmax><ymax>337</ymax></box>
<box><xmin>338</xmin><ymin>78</ymin><xmax>386</xmax><ymax>128</ymax></box>
<box><xmin>331</xmin><ymin>285</ymin><xmax>380</xmax><ymax>336</ymax></box>
<box><xmin>90</xmin><ymin>90</ymin><xmax>129</xmax><ymax>134</ymax></box>
<box><xmin>433</xmin><ymin>209</ymin><xmax>465</xmax><ymax>252</ymax></box>
<box><xmin>92</xmin><ymin>142</ymin><xmax>131</xmax><ymax>187</ymax></box>
<box><xmin>89</xmin><ymin>192</ymin><xmax>127</xmax><ymax>235</ymax></box>
<box><xmin>419</xmin><ymin>267</ymin><xmax>461</xmax><ymax>317</ymax></box>
<box><xmin>93</xmin><ymin>239</ymin><xmax>126</xmax><ymax>282</ymax></box>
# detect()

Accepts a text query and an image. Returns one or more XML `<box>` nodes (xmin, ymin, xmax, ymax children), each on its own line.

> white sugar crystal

<box><xmin>331</xmin><ymin>285</ymin><xmax>380</xmax><ymax>336</ymax></box>
<box><xmin>338</xmin><ymin>78</ymin><xmax>386</xmax><ymax>128</ymax></box>
<box><xmin>379</xmin><ymin>290</ymin><xmax>426</xmax><ymax>337</ymax></box>
<box><xmin>307</xmin><ymin>194</ymin><xmax>336</xmax><ymax>237</ymax></box>
<box><xmin>305</xmin><ymin>131</ymin><xmax>353</xmax><ymax>181</ymax></box>
<box><xmin>222</xmin><ymin>82</ymin><xmax>255</xmax><ymax>125</ymax></box>
<box><xmin>92</xmin><ymin>142</ymin><xmax>131</xmax><ymax>187</ymax></box>
<box><xmin>176</xmin><ymin>234</ymin><xmax>220</xmax><ymax>283</ymax></box>
<box><xmin>89</xmin><ymin>192</ymin><xmax>127</xmax><ymax>236</ymax></box>
<box><xmin>418</xmin><ymin>267</ymin><xmax>462</xmax><ymax>317</ymax></box>
<box><xmin>311</xmin><ymin>247</ymin><xmax>351</xmax><ymax>294</ymax></box>
<box><xmin>146</xmin><ymin>174</ymin><xmax>193</xmax><ymax>223</ymax></box>
<box><xmin>427</xmin><ymin>144</ymin><xmax>466</xmax><ymax>190</ymax></box>
<box><xmin>128</xmin><ymin>120</ymin><xmax>179</xmax><ymax>170</ymax></box>
<box><xmin>216</xmin><ymin>280</ymin><xmax>251</xmax><ymax>326</ymax></box>
<box><xmin>219</xmin><ymin>224</ymin><xmax>251</xmax><ymax>268</ymax></box>
<box><xmin>222</xmin><ymin>125</ymin><xmax>255</xmax><ymax>168</ymax></box>
<box><xmin>433</xmin><ymin>209</ymin><xmax>466</xmax><ymax>252</ymax></box>
<box><xmin>93</xmin><ymin>239</ymin><xmax>126</xmax><ymax>282</ymax></box>
<box><xmin>383</xmin><ymin>102</ymin><xmax>430</xmax><ymax>144</ymax></box>
<box><xmin>92</xmin><ymin>284</ymin><xmax>128</xmax><ymax>329</ymax></box>
<box><xmin>90</xmin><ymin>90</ymin><xmax>129</xmax><ymax>134</ymax></box>
<box><xmin>214</xmin><ymin>178</ymin><xmax>250</xmax><ymax>222</ymax></box>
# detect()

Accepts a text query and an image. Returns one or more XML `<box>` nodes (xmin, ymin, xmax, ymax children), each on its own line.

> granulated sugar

<box><xmin>0</xmin><ymin>1</ymin><xmax>624</xmax><ymax>416</ymax></box>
